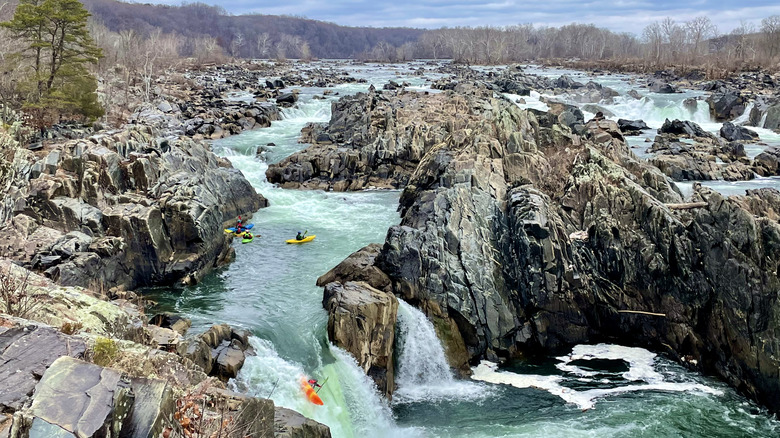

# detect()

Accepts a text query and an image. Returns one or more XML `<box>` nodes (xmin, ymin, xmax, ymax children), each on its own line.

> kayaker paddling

<box><xmin>296</xmin><ymin>230</ymin><xmax>308</xmax><ymax>241</ymax></box>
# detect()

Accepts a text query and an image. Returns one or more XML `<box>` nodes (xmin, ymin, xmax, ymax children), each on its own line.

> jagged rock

<box><xmin>648</xmin><ymin>80</ymin><xmax>676</xmax><ymax>93</ymax></box>
<box><xmin>212</xmin><ymin>339</ymin><xmax>246</xmax><ymax>381</ymax></box>
<box><xmin>177</xmin><ymin>337</ymin><xmax>213</xmax><ymax>375</ymax></box>
<box><xmin>120</xmin><ymin>377</ymin><xmax>179</xmax><ymax>438</ymax></box>
<box><xmin>707</xmin><ymin>88</ymin><xmax>746</xmax><ymax>121</ymax></box>
<box><xmin>754</xmin><ymin>147</ymin><xmax>780</xmax><ymax>176</ymax></box>
<box><xmin>720</xmin><ymin>122</ymin><xmax>759</xmax><ymax>142</ymax></box>
<box><xmin>274</xmin><ymin>407</ymin><xmax>331</xmax><ymax>438</ymax></box>
<box><xmin>658</xmin><ymin>119</ymin><xmax>714</xmax><ymax>139</ymax></box>
<box><xmin>0</xmin><ymin>127</ymin><xmax>267</xmax><ymax>290</ymax></box>
<box><xmin>148</xmin><ymin>313</ymin><xmax>191</xmax><ymax>335</ymax></box>
<box><xmin>322</xmin><ymin>281</ymin><xmax>397</xmax><ymax>397</ymax></box>
<box><xmin>307</xmin><ymin>88</ymin><xmax>780</xmax><ymax>415</ymax></box>
<box><xmin>617</xmin><ymin>119</ymin><xmax>649</xmax><ymax>135</ymax></box>
<box><xmin>0</xmin><ymin>324</ymin><xmax>87</xmax><ymax>412</ymax></box>
<box><xmin>316</xmin><ymin>244</ymin><xmax>391</xmax><ymax>291</ymax></box>
<box><xmin>553</xmin><ymin>75</ymin><xmax>583</xmax><ymax>89</ymax></box>
<box><xmin>11</xmin><ymin>357</ymin><xmax>135</xmax><ymax>438</ymax></box>
<box><xmin>276</xmin><ymin>92</ymin><xmax>298</xmax><ymax>106</ymax></box>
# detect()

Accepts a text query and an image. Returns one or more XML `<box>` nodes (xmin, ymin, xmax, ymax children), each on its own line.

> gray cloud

<box><xmin>140</xmin><ymin>0</ymin><xmax>780</xmax><ymax>34</ymax></box>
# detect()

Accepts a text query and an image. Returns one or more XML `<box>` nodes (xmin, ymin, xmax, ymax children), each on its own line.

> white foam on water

<box><xmin>556</xmin><ymin>343</ymin><xmax>662</xmax><ymax>382</ymax></box>
<box><xmin>472</xmin><ymin>343</ymin><xmax>722</xmax><ymax>411</ymax></box>
<box><xmin>505</xmin><ymin>90</ymin><xmax>550</xmax><ymax>112</ymax></box>
<box><xmin>732</xmin><ymin>102</ymin><xmax>755</xmax><ymax>125</ymax></box>
<box><xmin>393</xmin><ymin>300</ymin><xmax>491</xmax><ymax>404</ymax></box>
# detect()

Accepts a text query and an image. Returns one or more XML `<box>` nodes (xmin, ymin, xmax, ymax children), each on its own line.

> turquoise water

<box><xmin>146</xmin><ymin>63</ymin><xmax>780</xmax><ymax>437</ymax></box>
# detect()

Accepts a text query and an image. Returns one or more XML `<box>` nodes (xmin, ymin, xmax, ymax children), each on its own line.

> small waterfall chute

<box><xmin>394</xmin><ymin>300</ymin><xmax>489</xmax><ymax>403</ymax></box>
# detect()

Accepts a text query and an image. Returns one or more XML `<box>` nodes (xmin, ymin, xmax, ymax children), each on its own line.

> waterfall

<box><xmin>394</xmin><ymin>300</ymin><xmax>489</xmax><ymax>403</ymax></box>
<box><xmin>395</xmin><ymin>300</ymin><xmax>455</xmax><ymax>388</ymax></box>
<box><xmin>732</xmin><ymin>101</ymin><xmax>755</xmax><ymax>125</ymax></box>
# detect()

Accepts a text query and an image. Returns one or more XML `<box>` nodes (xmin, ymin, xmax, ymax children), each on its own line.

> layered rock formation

<box><xmin>307</xmin><ymin>85</ymin><xmax>780</xmax><ymax>413</ymax></box>
<box><xmin>0</xmin><ymin>126</ymin><xmax>265</xmax><ymax>290</ymax></box>
<box><xmin>0</xmin><ymin>262</ymin><xmax>329</xmax><ymax>437</ymax></box>
<box><xmin>647</xmin><ymin>119</ymin><xmax>756</xmax><ymax>181</ymax></box>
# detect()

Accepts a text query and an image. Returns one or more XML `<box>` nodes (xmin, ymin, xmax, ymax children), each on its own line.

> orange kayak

<box><xmin>301</xmin><ymin>377</ymin><xmax>324</xmax><ymax>405</ymax></box>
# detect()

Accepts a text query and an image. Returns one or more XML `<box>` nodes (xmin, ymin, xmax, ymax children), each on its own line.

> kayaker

<box><xmin>243</xmin><ymin>231</ymin><xmax>253</xmax><ymax>240</ymax></box>
<box><xmin>307</xmin><ymin>378</ymin><xmax>322</xmax><ymax>389</ymax></box>
<box><xmin>296</xmin><ymin>230</ymin><xmax>306</xmax><ymax>241</ymax></box>
<box><xmin>236</xmin><ymin>216</ymin><xmax>245</xmax><ymax>233</ymax></box>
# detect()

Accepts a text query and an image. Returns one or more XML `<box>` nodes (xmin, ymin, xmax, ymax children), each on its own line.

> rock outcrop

<box><xmin>322</xmin><ymin>281</ymin><xmax>398</xmax><ymax>397</ymax></box>
<box><xmin>307</xmin><ymin>85</ymin><xmax>780</xmax><ymax>414</ymax></box>
<box><xmin>275</xmin><ymin>407</ymin><xmax>332</xmax><ymax>438</ymax></box>
<box><xmin>0</xmin><ymin>127</ymin><xmax>266</xmax><ymax>290</ymax></box>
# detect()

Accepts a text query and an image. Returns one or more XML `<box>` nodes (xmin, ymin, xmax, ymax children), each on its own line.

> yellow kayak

<box><xmin>286</xmin><ymin>235</ymin><xmax>316</xmax><ymax>244</ymax></box>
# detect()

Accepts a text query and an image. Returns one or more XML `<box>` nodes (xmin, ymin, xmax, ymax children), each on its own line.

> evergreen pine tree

<box><xmin>1</xmin><ymin>0</ymin><xmax>104</xmax><ymax>126</ymax></box>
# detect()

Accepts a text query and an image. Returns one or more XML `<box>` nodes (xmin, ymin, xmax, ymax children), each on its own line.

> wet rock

<box><xmin>683</xmin><ymin>97</ymin><xmax>699</xmax><ymax>112</ymax></box>
<box><xmin>754</xmin><ymin>147</ymin><xmax>780</xmax><ymax>176</ymax></box>
<box><xmin>720</xmin><ymin>122</ymin><xmax>759</xmax><ymax>142</ymax></box>
<box><xmin>212</xmin><ymin>339</ymin><xmax>246</xmax><ymax>381</ymax></box>
<box><xmin>658</xmin><ymin>119</ymin><xmax>714</xmax><ymax>139</ymax></box>
<box><xmin>707</xmin><ymin>88</ymin><xmax>746</xmax><ymax>121</ymax></box>
<box><xmin>276</xmin><ymin>92</ymin><xmax>298</xmax><ymax>106</ymax></box>
<box><xmin>648</xmin><ymin>80</ymin><xmax>676</xmax><ymax>93</ymax></box>
<box><xmin>553</xmin><ymin>75</ymin><xmax>584</xmax><ymax>89</ymax></box>
<box><xmin>323</xmin><ymin>281</ymin><xmax>397</xmax><ymax>397</ymax></box>
<box><xmin>617</xmin><ymin>119</ymin><xmax>649</xmax><ymax>135</ymax></box>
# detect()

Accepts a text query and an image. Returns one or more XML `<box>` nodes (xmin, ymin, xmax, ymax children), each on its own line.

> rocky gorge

<box><xmin>0</xmin><ymin>62</ymin><xmax>342</xmax><ymax>437</ymax></box>
<box><xmin>278</xmin><ymin>79</ymin><xmax>780</xmax><ymax>415</ymax></box>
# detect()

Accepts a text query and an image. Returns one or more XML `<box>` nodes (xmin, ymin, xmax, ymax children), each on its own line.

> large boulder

<box><xmin>274</xmin><ymin>407</ymin><xmax>331</xmax><ymax>438</ymax></box>
<box><xmin>658</xmin><ymin>118</ymin><xmax>714</xmax><ymax>139</ymax></box>
<box><xmin>720</xmin><ymin>122</ymin><xmax>759</xmax><ymax>142</ymax></box>
<box><xmin>754</xmin><ymin>147</ymin><xmax>780</xmax><ymax>176</ymax></box>
<box><xmin>0</xmin><ymin>127</ymin><xmax>267</xmax><ymax>290</ymax></box>
<box><xmin>707</xmin><ymin>89</ymin><xmax>746</xmax><ymax>121</ymax></box>
<box><xmin>617</xmin><ymin>119</ymin><xmax>649</xmax><ymax>136</ymax></box>
<box><xmin>322</xmin><ymin>281</ymin><xmax>398</xmax><ymax>397</ymax></box>
<box><xmin>648</xmin><ymin>80</ymin><xmax>676</xmax><ymax>93</ymax></box>
<box><xmin>316</xmin><ymin>244</ymin><xmax>391</xmax><ymax>291</ymax></box>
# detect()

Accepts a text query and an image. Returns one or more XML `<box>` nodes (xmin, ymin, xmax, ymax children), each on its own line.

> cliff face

<box><xmin>0</xmin><ymin>126</ymin><xmax>265</xmax><ymax>290</ymax></box>
<box><xmin>309</xmin><ymin>86</ymin><xmax>780</xmax><ymax>412</ymax></box>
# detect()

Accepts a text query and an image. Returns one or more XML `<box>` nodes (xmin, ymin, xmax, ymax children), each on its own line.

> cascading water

<box><xmin>394</xmin><ymin>300</ymin><xmax>489</xmax><ymax>404</ymax></box>
<box><xmin>395</xmin><ymin>301</ymin><xmax>455</xmax><ymax>390</ymax></box>
<box><xmin>147</xmin><ymin>62</ymin><xmax>780</xmax><ymax>438</ymax></box>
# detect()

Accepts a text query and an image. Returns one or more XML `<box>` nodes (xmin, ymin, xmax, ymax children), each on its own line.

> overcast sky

<box><xmin>138</xmin><ymin>0</ymin><xmax>780</xmax><ymax>35</ymax></box>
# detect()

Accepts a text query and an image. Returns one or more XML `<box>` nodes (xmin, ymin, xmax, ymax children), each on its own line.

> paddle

<box><xmin>315</xmin><ymin>376</ymin><xmax>329</xmax><ymax>394</ymax></box>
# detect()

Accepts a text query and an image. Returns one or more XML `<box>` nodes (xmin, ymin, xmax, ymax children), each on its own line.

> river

<box><xmin>146</xmin><ymin>62</ymin><xmax>780</xmax><ymax>437</ymax></box>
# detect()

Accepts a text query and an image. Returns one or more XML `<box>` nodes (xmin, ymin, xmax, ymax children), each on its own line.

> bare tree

<box><xmin>686</xmin><ymin>16</ymin><xmax>717</xmax><ymax>61</ymax></box>
<box><xmin>761</xmin><ymin>15</ymin><xmax>780</xmax><ymax>60</ymax></box>
<box><xmin>256</xmin><ymin>32</ymin><xmax>272</xmax><ymax>59</ymax></box>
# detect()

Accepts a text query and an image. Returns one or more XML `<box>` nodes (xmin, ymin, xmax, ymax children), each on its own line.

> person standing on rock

<box><xmin>236</xmin><ymin>216</ymin><xmax>245</xmax><ymax>233</ymax></box>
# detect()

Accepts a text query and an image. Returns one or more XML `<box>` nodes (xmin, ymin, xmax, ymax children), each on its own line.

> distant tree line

<box><xmin>4</xmin><ymin>0</ymin><xmax>780</xmax><ymax>135</ymax></box>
